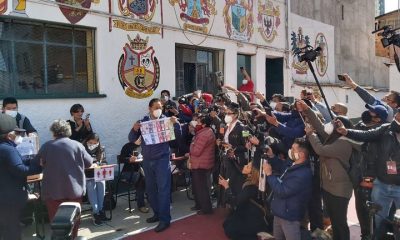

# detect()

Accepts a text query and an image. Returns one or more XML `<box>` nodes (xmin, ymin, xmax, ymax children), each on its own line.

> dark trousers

<box><xmin>0</xmin><ymin>204</ymin><xmax>23</xmax><ymax>240</ymax></box>
<box><xmin>191</xmin><ymin>169</ymin><xmax>212</xmax><ymax>213</ymax></box>
<box><xmin>307</xmin><ymin>173</ymin><xmax>323</xmax><ymax>231</ymax></box>
<box><xmin>142</xmin><ymin>156</ymin><xmax>171</xmax><ymax>223</ymax></box>
<box><xmin>323</xmin><ymin>191</ymin><xmax>350</xmax><ymax>240</ymax></box>
<box><xmin>354</xmin><ymin>186</ymin><xmax>371</xmax><ymax>237</ymax></box>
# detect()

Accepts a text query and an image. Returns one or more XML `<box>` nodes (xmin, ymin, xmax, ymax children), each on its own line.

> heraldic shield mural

<box><xmin>257</xmin><ymin>0</ymin><xmax>280</xmax><ymax>43</ymax></box>
<box><xmin>223</xmin><ymin>0</ymin><xmax>254</xmax><ymax>42</ymax></box>
<box><xmin>118</xmin><ymin>0</ymin><xmax>157</xmax><ymax>21</ymax></box>
<box><xmin>315</xmin><ymin>32</ymin><xmax>328</xmax><ymax>77</ymax></box>
<box><xmin>118</xmin><ymin>34</ymin><xmax>160</xmax><ymax>99</ymax></box>
<box><xmin>56</xmin><ymin>0</ymin><xmax>92</xmax><ymax>24</ymax></box>
<box><xmin>290</xmin><ymin>27</ymin><xmax>310</xmax><ymax>75</ymax></box>
<box><xmin>169</xmin><ymin>0</ymin><xmax>217</xmax><ymax>34</ymax></box>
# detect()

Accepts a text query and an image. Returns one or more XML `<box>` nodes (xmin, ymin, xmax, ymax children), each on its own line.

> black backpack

<box><xmin>338</xmin><ymin>147</ymin><xmax>363</xmax><ymax>189</ymax></box>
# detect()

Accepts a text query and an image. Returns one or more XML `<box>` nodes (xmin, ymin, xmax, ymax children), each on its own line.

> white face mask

<box><xmin>162</xmin><ymin>96</ymin><xmax>169</xmax><ymax>101</ymax></box>
<box><xmin>269</xmin><ymin>101</ymin><xmax>277</xmax><ymax>110</ymax></box>
<box><xmin>152</xmin><ymin>109</ymin><xmax>162</xmax><ymax>119</ymax></box>
<box><xmin>324</xmin><ymin>122</ymin><xmax>334</xmax><ymax>135</ymax></box>
<box><xmin>242</xmin><ymin>79</ymin><xmax>248</xmax><ymax>85</ymax></box>
<box><xmin>14</xmin><ymin>135</ymin><xmax>23</xmax><ymax>145</ymax></box>
<box><xmin>224</xmin><ymin>115</ymin><xmax>233</xmax><ymax>124</ymax></box>
<box><xmin>87</xmin><ymin>143</ymin><xmax>99</xmax><ymax>151</ymax></box>
<box><xmin>190</xmin><ymin>120</ymin><xmax>198</xmax><ymax>128</ymax></box>
<box><xmin>287</xmin><ymin>149</ymin><xmax>299</xmax><ymax>161</ymax></box>
<box><xmin>5</xmin><ymin>110</ymin><xmax>17</xmax><ymax>118</ymax></box>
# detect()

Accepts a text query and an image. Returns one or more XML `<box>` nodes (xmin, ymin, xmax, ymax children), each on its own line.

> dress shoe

<box><xmin>138</xmin><ymin>206</ymin><xmax>150</xmax><ymax>213</ymax></box>
<box><xmin>197</xmin><ymin>210</ymin><xmax>213</xmax><ymax>215</ymax></box>
<box><xmin>146</xmin><ymin>215</ymin><xmax>159</xmax><ymax>223</ymax></box>
<box><xmin>154</xmin><ymin>221</ymin><xmax>170</xmax><ymax>232</ymax></box>
<box><xmin>190</xmin><ymin>206</ymin><xmax>200</xmax><ymax>211</ymax></box>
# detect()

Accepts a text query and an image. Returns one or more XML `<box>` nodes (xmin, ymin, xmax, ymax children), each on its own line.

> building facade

<box><xmin>0</xmin><ymin>0</ymin><xmax>391</xmax><ymax>160</ymax></box>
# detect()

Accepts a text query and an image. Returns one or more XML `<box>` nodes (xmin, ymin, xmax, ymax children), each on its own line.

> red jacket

<box><xmin>189</xmin><ymin>127</ymin><xmax>215</xmax><ymax>170</ymax></box>
<box><xmin>238</xmin><ymin>79</ymin><xmax>255</xmax><ymax>101</ymax></box>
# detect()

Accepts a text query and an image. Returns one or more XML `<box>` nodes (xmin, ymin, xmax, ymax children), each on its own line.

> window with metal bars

<box><xmin>0</xmin><ymin>17</ymin><xmax>98</xmax><ymax>99</ymax></box>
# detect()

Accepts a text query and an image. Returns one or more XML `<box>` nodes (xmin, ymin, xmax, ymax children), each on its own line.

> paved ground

<box><xmin>22</xmin><ymin>191</ymin><xmax>363</xmax><ymax>240</ymax></box>
<box><xmin>22</xmin><ymin>189</ymin><xmax>195</xmax><ymax>240</ymax></box>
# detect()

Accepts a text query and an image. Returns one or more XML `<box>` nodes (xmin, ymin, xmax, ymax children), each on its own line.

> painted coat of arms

<box><xmin>169</xmin><ymin>0</ymin><xmax>217</xmax><ymax>34</ymax></box>
<box><xmin>0</xmin><ymin>0</ymin><xmax>6</xmax><ymax>15</ymax></box>
<box><xmin>315</xmin><ymin>33</ymin><xmax>328</xmax><ymax>77</ymax></box>
<box><xmin>118</xmin><ymin>0</ymin><xmax>157</xmax><ymax>21</ymax></box>
<box><xmin>291</xmin><ymin>27</ymin><xmax>310</xmax><ymax>74</ymax></box>
<box><xmin>118</xmin><ymin>34</ymin><xmax>160</xmax><ymax>99</ymax></box>
<box><xmin>56</xmin><ymin>0</ymin><xmax>92</xmax><ymax>24</ymax></box>
<box><xmin>257</xmin><ymin>0</ymin><xmax>280</xmax><ymax>43</ymax></box>
<box><xmin>223</xmin><ymin>0</ymin><xmax>253</xmax><ymax>42</ymax></box>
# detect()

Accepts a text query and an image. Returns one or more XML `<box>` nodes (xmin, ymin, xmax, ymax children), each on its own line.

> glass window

<box><xmin>175</xmin><ymin>45</ymin><xmax>223</xmax><ymax>97</ymax></box>
<box><xmin>237</xmin><ymin>54</ymin><xmax>251</xmax><ymax>87</ymax></box>
<box><xmin>0</xmin><ymin>17</ymin><xmax>97</xmax><ymax>98</ymax></box>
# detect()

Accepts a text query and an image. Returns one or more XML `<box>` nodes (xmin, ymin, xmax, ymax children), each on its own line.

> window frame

<box><xmin>0</xmin><ymin>16</ymin><xmax>105</xmax><ymax>99</ymax></box>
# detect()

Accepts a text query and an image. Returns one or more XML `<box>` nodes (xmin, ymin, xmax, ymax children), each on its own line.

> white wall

<box><xmin>1</xmin><ymin>0</ymin><xmax>287</xmax><ymax>162</ymax></box>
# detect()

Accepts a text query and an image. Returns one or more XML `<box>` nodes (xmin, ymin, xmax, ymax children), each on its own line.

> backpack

<box><xmin>338</xmin><ymin>147</ymin><xmax>364</xmax><ymax>189</ymax></box>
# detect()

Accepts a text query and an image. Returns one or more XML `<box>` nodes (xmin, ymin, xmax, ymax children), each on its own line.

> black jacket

<box><xmin>347</xmin><ymin>123</ymin><xmax>400</xmax><ymax>185</ymax></box>
<box><xmin>67</xmin><ymin>119</ymin><xmax>93</xmax><ymax>143</ymax></box>
<box><xmin>226</xmin><ymin>121</ymin><xmax>249</xmax><ymax>168</ymax></box>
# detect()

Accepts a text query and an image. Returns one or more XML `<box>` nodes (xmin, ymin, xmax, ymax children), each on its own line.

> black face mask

<box><xmin>361</xmin><ymin>111</ymin><xmax>372</xmax><ymax>125</ymax></box>
<box><xmin>391</xmin><ymin>120</ymin><xmax>400</xmax><ymax>133</ymax></box>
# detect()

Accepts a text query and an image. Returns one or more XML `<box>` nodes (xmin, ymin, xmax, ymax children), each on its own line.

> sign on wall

<box><xmin>257</xmin><ymin>0</ymin><xmax>280</xmax><ymax>43</ymax></box>
<box><xmin>113</xmin><ymin>0</ymin><xmax>161</xmax><ymax>34</ymax></box>
<box><xmin>169</xmin><ymin>0</ymin><xmax>217</xmax><ymax>34</ymax></box>
<box><xmin>56</xmin><ymin>0</ymin><xmax>91</xmax><ymax>24</ymax></box>
<box><xmin>118</xmin><ymin>34</ymin><xmax>160</xmax><ymax>99</ymax></box>
<box><xmin>223</xmin><ymin>0</ymin><xmax>254</xmax><ymax>42</ymax></box>
<box><xmin>290</xmin><ymin>14</ymin><xmax>334</xmax><ymax>83</ymax></box>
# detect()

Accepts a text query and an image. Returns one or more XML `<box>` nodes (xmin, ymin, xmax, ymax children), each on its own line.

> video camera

<box><xmin>373</xmin><ymin>25</ymin><xmax>400</xmax><ymax>48</ymax></box>
<box><xmin>294</xmin><ymin>45</ymin><xmax>322</xmax><ymax>63</ymax></box>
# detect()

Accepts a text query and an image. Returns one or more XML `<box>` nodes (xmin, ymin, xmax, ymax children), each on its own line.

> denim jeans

<box><xmin>371</xmin><ymin>179</ymin><xmax>400</xmax><ymax>238</ymax></box>
<box><xmin>86</xmin><ymin>179</ymin><xmax>105</xmax><ymax>214</ymax></box>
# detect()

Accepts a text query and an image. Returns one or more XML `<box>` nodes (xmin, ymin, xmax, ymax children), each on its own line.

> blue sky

<box><xmin>386</xmin><ymin>0</ymin><xmax>399</xmax><ymax>13</ymax></box>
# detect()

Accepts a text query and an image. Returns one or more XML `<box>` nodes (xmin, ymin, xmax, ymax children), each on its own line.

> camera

<box><xmin>178</xmin><ymin>97</ymin><xmax>187</xmax><ymax>104</ymax></box>
<box><xmin>165</xmin><ymin>104</ymin><xmax>173</xmax><ymax>110</ymax></box>
<box><xmin>374</xmin><ymin>25</ymin><xmax>400</xmax><ymax>48</ymax></box>
<box><xmin>294</xmin><ymin>45</ymin><xmax>322</xmax><ymax>62</ymax></box>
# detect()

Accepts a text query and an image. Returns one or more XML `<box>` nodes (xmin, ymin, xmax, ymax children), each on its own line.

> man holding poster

<box><xmin>128</xmin><ymin>98</ymin><xmax>181</xmax><ymax>233</ymax></box>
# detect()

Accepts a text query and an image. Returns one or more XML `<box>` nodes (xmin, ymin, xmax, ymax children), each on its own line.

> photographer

<box><xmin>217</xmin><ymin>103</ymin><xmax>250</xmax><ymax>196</ymax></box>
<box><xmin>336</xmin><ymin>109</ymin><xmax>400</xmax><ymax>239</ymax></box>
<box><xmin>177</xmin><ymin>96</ymin><xmax>193</xmax><ymax>123</ymax></box>
<box><xmin>263</xmin><ymin>138</ymin><xmax>312</xmax><ymax>240</ymax></box>
<box><xmin>343</xmin><ymin>74</ymin><xmax>399</xmax><ymax>121</ymax></box>
<box><xmin>298</xmin><ymin>100</ymin><xmax>354</xmax><ymax>240</ymax></box>
<box><xmin>161</xmin><ymin>90</ymin><xmax>178</xmax><ymax>117</ymax></box>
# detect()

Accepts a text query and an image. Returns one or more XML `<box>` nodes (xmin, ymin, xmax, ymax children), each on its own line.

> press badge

<box><xmin>387</xmin><ymin>160</ymin><xmax>397</xmax><ymax>175</ymax></box>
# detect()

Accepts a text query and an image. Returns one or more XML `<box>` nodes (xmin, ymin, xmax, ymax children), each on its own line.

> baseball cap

<box><xmin>365</xmin><ymin>104</ymin><xmax>388</xmax><ymax>122</ymax></box>
<box><xmin>0</xmin><ymin>113</ymin><xmax>25</xmax><ymax>137</ymax></box>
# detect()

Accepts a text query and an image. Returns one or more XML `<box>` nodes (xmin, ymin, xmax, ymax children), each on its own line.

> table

<box><xmin>27</xmin><ymin>174</ymin><xmax>45</xmax><ymax>240</ymax></box>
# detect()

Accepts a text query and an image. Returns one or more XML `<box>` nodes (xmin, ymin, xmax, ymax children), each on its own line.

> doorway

<box><xmin>265</xmin><ymin>57</ymin><xmax>284</xmax><ymax>100</ymax></box>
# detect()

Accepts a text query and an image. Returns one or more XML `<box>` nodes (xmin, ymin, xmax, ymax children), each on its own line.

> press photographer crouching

<box><xmin>220</xmin><ymin>161</ymin><xmax>269</xmax><ymax>240</ymax></box>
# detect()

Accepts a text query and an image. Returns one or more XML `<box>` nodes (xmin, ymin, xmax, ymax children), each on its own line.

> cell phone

<box><xmin>85</xmin><ymin>113</ymin><xmax>90</xmax><ymax>119</ymax></box>
<box><xmin>240</xmin><ymin>66</ymin><xmax>244</xmax><ymax>70</ymax></box>
<box><xmin>337</xmin><ymin>74</ymin><xmax>346</xmax><ymax>81</ymax></box>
